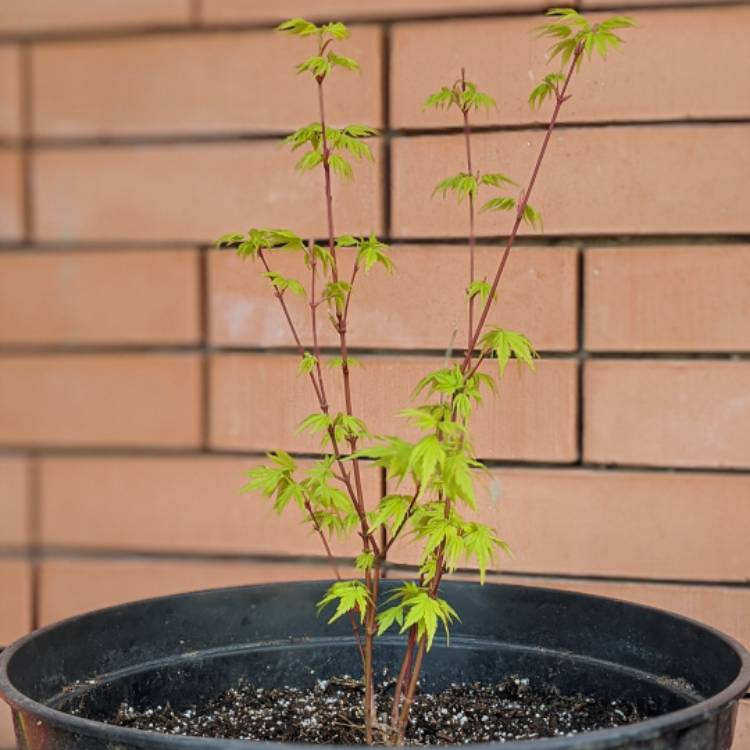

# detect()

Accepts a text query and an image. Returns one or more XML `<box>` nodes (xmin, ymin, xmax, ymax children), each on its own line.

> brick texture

<box><xmin>737</xmin><ymin>702</ymin><xmax>750</xmax><ymax>750</ymax></box>
<box><xmin>38</xmin><ymin>558</ymin><xmax>352</xmax><ymax>625</ymax></box>
<box><xmin>392</xmin><ymin>126</ymin><xmax>750</xmax><ymax>237</ymax></box>
<box><xmin>210</xmin><ymin>353</ymin><xmax>578</xmax><ymax>461</ymax></box>
<box><xmin>32</xmin><ymin>27</ymin><xmax>382</xmax><ymax>137</ymax></box>
<box><xmin>0</xmin><ymin>560</ymin><xmax>31</xmax><ymax>644</ymax></box>
<box><xmin>0</xmin><ymin>150</ymin><xmax>22</xmax><ymax>241</ymax></box>
<box><xmin>0</xmin><ymin>456</ymin><xmax>28</xmax><ymax>547</ymax></box>
<box><xmin>584</xmin><ymin>360</ymin><xmax>750</xmax><ymax>468</ymax></box>
<box><xmin>585</xmin><ymin>245</ymin><xmax>750</xmax><ymax>352</ymax></box>
<box><xmin>389</xmin><ymin>469</ymin><xmax>750</xmax><ymax>581</ymax></box>
<box><xmin>39</xmin><ymin>456</ymin><xmax>375</xmax><ymax>557</ymax></box>
<box><xmin>0</xmin><ymin>1</ymin><xmax>191</xmax><ymax>33</ymax></box>
<box><xmin>0</xmin><ymin>354</ymin><xmax>202</xmax><ymax>447</ymax></box>
<box><xmin>391</xmin><ymin>7</ymin><xmax>750</xmax><ymax>128</ymax></box>
<box><xmin>200</xmin><ymin>0</ymin><xmax>555</xmax><ymax>24</ymax></box>
<box><xmin>0</xmin><ymin>47</ymin><xmax>20</xmax><ymax>139</ymax></box>
<box><xmin>33</xmin><ymin>141</ymin><xmax>382</xmax><ymax>242</ymax></box>
<box><xmin>0</xmin><ymin>250</ymin><xmax>200</xmax><ymax>345</ymax></box>
<box><xmin>209</xmin><ymin>245</ymin><xmax>578</xmax><ymax>351</ymax></box>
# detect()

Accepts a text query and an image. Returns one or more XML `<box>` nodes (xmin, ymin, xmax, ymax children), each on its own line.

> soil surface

<box><xmin>105</xmin><ymin>674</ymin><xmax>653</xmax><ymax>744</ymax></box>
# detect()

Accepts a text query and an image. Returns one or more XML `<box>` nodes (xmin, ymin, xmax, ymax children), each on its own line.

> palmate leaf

<box><xmin>326</xmin><ymin>356</ymin><xmax>361</xmax><ymax>369</ymax></box>
<box><xmin>538</xmin><ymin>8</ymin><xmax>634</xmax><ymax>70</ymax></box>
<box><xmin>356</xmin><ymin>233</ymin><xmax>393</xmax><ymax>274</ymax></box>
<box><xmin>350</xmin><ymin>436</ymin><xmax>414</xmax><ymax>483</ymax></box>
<box><xmin>316</xmin><ymin>580</ymin><xmax>371</xmax><ymax>624</ymax></box>
<box><xmin>218</xmin><ymin>228</ymin><xmax>305</xmax><ymax>259</ymax></box>
<box><xmin>276</xmin><ymin>17</ymin><xmax>319</xmax><ymax>36</ymax></box>
<box><xmin>263</xmin><ymin>271</ymin><xmax>305</xmax><ymax>297</ymax></box>
<box><xmin>433</xmin><ymin>172</ymin><xmax>478</xmax><ymax>203</ymax></box>
<box><xmin>321</xmin><ymin>21</ymin><xmax>349</xmax><ymax>40</ymax></box>
<box><xmin>462</xmin><ymin>522</ymin><xmax>511</xmax><ymax>583</ymax></box>
<box><xmin>327</xmin><ymin>51</ymin><xmax>360</xmax><ymax>72</ymax></box>
<box><xmin>295</xmin><ymin>150</ymin><xmax>324</xmax><ymax>173</ymax></box>
<box><xmin>423</xmin><ymin>80</ymin><xmax>496</xmax><ymax>114</ymax></box>
<box><xmin>240</xmin><ymin>450</ymin><xmax>304</xmax><ymax>514</ymax></box>
<box><xmin>329</xmin><ymin>153</ymin><xmax>353</xmax><ymax>178</ymax></box>
<box><xmin>389</xmin><ymin>583</ymin><xmax>460</xmax><ymax>650</ymax></box>
<box><xmin>407</xmin><ymin>434</ymin><xmax>447</xmax><ymax>488</ymax></box>
<box><xmin>479</xmin><ymin>327</ymin><xmax>539</xmax><ymax>377</ymax></box>
<box><xmin>296</xmin><ymin>54</ymin><xmax>332</xmax><ymax>77</ymax></box>
<box><xmin>355</xmin><ymin>551</ymin><xmax>375</xmax><ymax>571</ymax></box>
<box><xmin>480</xmin><ymin>172</ymin><xmax>517</xmax><ymax>189</ymax></box>
<box><xmin>368</xmin><ymin>494</ymin><xmax>413</xmax><ymax>536</ymax></box>
<box><xmin>466</xmin><ymin>279</ymin><xmax>495</xmax><ymax>306</ymax></box>
<box><xmin>522</xmin><ymin>203</ymin><xmax>544</xmax><ymax>231</ymax></box>
<box><xmin>298</xmin><ymin>351</ymin><xmax>318</xmax><ymax>375</ymax></box>
<box><xmin>529</xmin><ymin>72</ymin><xmax>566</xmax><ymax>110</ymax></box>
<box><xmin>480</xmin><ymin>196</ymin><xmax>516</xmax><ymax>213</ymax></box>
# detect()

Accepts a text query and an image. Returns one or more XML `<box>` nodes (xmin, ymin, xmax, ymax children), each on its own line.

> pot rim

<box><xmin>1</xmin><ymin>580</ymin><xmax>749</xmax><ymax>750</ymax></box>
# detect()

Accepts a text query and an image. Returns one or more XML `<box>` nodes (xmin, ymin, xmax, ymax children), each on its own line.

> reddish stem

<box><xmin>461</xmin><ymin>50</ymin><xmax>580</xmax><ymax>372</ymax></box>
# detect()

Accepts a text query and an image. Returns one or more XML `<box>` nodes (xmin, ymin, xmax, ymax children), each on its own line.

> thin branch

<box><xmin>461</xmin><ymin>49</ymin><xmax>581</xmax><ymax>372</ymax></box>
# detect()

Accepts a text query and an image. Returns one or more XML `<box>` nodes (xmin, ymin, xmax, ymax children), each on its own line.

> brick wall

<box><xmin>1</xmin><ymin>0</ymin><xmax>749</xmax><ymax>746</ymax></box>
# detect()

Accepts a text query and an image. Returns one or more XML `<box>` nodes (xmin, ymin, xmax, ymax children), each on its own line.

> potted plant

<box><xmin>1</xmin><ymin>11</ymin><xmax>749</xmax><ymax>750</ymax></box>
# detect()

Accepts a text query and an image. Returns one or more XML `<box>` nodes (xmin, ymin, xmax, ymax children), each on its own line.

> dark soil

<box><xmin>105</xmin><ymin>674</ymin><xmax>654</xmax><ymax>744</ymax></box>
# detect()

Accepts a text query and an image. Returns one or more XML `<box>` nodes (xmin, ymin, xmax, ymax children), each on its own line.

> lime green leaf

<box><xmin>368</xmin><ymin>493</ymin><xmax>413</xmax><ymax>536</ymax></box>
<box><xmin>321</xmin><ymin>21</ymin><xmax>349</xmax><ymax>39</ymax></box>
<box><xmin>479</xmin><ymin>327</ymin><xmax>539</xmax><ymax>377</ymax></box>
<box><xmin>522</xmin><ymin>203</ymin><xmax>544</xmax><ymax>231</ymax></box>
<box><xmin>214</xmin><ymin>231</ymin><xmax>245</xmax><ymax>247</ymax></box>
<box><xmin>329</xmin><ymin>153</ymin><xmax>353</xmax><ymax>179</ymax></box>
<box><xmin>298</xmin><ymin>351</ymin><xmax>318</xmax><ymax>375</ymax></box>
<box><xmin>295</xmin><ymin>150</ymin><xmax>323</xmax><ymax>173</ymax></box>
<box><xmin>327</xmin><ymin>51</ymin><xmax>360</xmax><ymax>72</ymax></box>
<box><xmin>326</xmin><ymin>356</ymin><xmax>361</xmax><ymax>369</ymax></box>
<box><xmin>276</xmin><ymin>17</ymin><xmax>318</xmax><ymax>36</ymax></box>
<box><xmin>316</xmin><ymin>580</ymin><xmax>371</xmax><ymax>624</ymax></box>
<box><xmin>296</xmin><ymin>55</ymin><xmax>332</xmax><ymax>78</ymax></box>
<box><xmin>480</xmin><ymin>196</ymin><xmax>516</xmax><ymax>213</ymax></box>
<box><xmin>466</xmin><ymin>279</ymin><xmax>495</xmax><ymax>305</ymax></box>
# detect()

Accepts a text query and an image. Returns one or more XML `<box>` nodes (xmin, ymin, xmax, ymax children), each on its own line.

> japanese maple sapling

<box><xmin>216</xmin><ymin>10</ymin><xmax>634</xmax><ymax>745</ymax></box>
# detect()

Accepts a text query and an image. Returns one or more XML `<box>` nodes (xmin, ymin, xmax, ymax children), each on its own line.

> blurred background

<box><xmin>0</xmin><ymin>0</ymin><xmax>749</xmax><ymax>746</ymax></box>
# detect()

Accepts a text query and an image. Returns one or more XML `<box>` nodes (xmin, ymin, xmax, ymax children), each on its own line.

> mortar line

<box><xmin>0</xmin><ymin>0</ymin><xmax>744</xmax><ymax>44</ymax></box>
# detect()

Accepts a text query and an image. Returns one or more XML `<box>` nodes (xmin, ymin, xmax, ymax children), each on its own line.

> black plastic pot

<box><xmin>1</xmin><ymin>581</ymin><xmax>749</xmax><ymax>750</ymax></box>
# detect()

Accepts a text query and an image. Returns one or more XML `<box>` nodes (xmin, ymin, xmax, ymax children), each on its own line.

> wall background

<box><xmin>0</xmin><ymin>0</ymin><xmax>749</xmax><ymax>746</ymax></box>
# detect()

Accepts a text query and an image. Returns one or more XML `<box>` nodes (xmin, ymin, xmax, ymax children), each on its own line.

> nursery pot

<box><xmin>1</xmin><ymin>580</ymin><xmax>749</xmax><ymax>750</ymax></box>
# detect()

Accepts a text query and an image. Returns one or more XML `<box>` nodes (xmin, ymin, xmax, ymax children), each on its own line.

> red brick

<box><xmin>0</xmin><ymin>47</ymin><xmax>20</xmax><ymax>138</ymax></box>
<box><xmin>581</xmin><ymin>0</ymin><xmax>730</xmax><ymax>7</ymax></box>
<box><xmin>392</xmin><ymin>126</ymin><xmax>750</xmax><ymax>237</ymax></box>
<box><xmin>0</xmin><ymin>1</ymin><xmax>191</xmax><ymax>33</ymax></box>
<box><xmin>0</xmin><ymin>457</ymin><xmax>28</xmax><ymax>547</ymax></box>
<box><xmin>0</xmin><ymin>354</ymin><xmax>202</xmax><ymax>448</ymax></box>
<box><xmin>32</xmin><ymin>28</ymin><xmax>381</xmax><ymax>137</ymax></box>
<box><xmin>0</xmin><ymin>250</ymin><xmax>201</xmax><ymax>345</ymax></box>
<box><xmin>201</xmin><ymin>0</ymin><xmax>555</xmax><ymax>24</ymax></box>
<box><xmin>0</xmin><ymin>560</ymin><xmax>31</xmax><ymax>644</ymax></box>
<box><xmin>39</xmin><ymin>456</ymin><xmax>377</xmax><ymax>558</ymax></box>
<box><xmin>210</xmin><ymin>245</ymin><xmax>578</xmax><ymax>351</ymax></box>
<box><xmin>210</xmin><ymin>353</ymin><xmax>578</xmax><ymax>462</ymax></box>
<box><xmin>585</xmin><ymin>245</ymin><xmax>750</xmax><ymax>352</ymax></box>
<box><xmin>0</xmin><ymin>150</ymin><xmax>22</xmax><ymax>241</ymax></box>
<box><xmin>391</xmin><ymin>469</ymin><xmax>750</xmax><ymax>581</ymax></box>
<box><xmin>391</xmin><ymin>7</ymin><xmax>750</xmax><ymax>129</ymax></box>
<box><xmin>584</xmin><ymin>361</ymin><xmax>750</xmax><ymax>469</ymax></box>
<box><xmin>33</xmin><ymin>141</ymin><xmax>382</xmax><ymax>242</ymax></box>
<box><xmin>737</xmin><ymin>701</ymin><xmax>750</xmax><ymax>750</ymax></box>
<box><xmin>38</xmin><ymin>558</ymin><xmax>351</xmax><ymax>625</ymax></box>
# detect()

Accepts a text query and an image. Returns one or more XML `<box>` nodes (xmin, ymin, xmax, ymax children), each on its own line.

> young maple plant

<box><xmin>216</xmin><ymin>9</ymin><xmax>633</xmax><ymax>745</ymax></box>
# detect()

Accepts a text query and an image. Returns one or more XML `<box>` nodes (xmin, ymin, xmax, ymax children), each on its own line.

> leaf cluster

<box><xmin>479</xmin><ymin>327</ymin><xmax>539</xmax><ymax>376</ymax></box>
<box><xmin>377</xmin><ymin>583</ymin><xmax>459</xmax><ymax>650</ymax></box>
<box><xmin>286</xmin><ymin>123</ymin><xmax>377</xmax><ymax>180</ymax></box>
<box><xmin>317</xmin><ymin>580</ymin><xmax>371</xmax><ymax>623</ymax></box>
<box><xmin>424</xmin><ymin>80</ymin><xmax>496</xmax><ymax>113</ymax></box>
<box><xmin>538</xmin><ymin>8</ymin><xmax>635</xmax><ymax>69</ymax></box>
